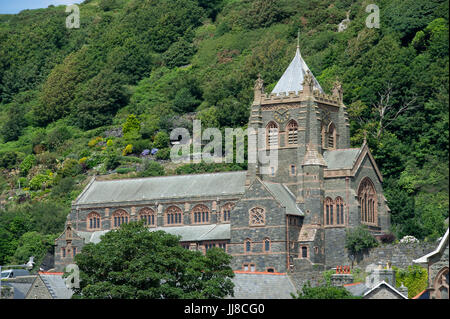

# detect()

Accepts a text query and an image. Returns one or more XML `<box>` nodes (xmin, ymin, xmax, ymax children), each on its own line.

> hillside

<box><xmin>0</xmin><ymin>0</ymin><xmax>448</xmax><ymax>268</ymax></box>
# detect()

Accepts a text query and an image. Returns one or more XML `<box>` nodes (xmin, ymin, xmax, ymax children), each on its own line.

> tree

<box><xmin>70</xmin><ymin>222</ymin><xmax>234</xmax><ymax>299</ymax></box>
<box><xmin>345</xmin><ymin>225</ymin><xmax>379</xmax><ymax>255</ymax></box>
<box><xmin>292</xmin><ymin>282</ymin><xmax>359</xmax><ymax>299</ymax></box>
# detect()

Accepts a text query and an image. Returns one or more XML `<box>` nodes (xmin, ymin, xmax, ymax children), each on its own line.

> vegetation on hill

<box><xmin>0</xmin><ymin>0</ymin><xmax>448</xmax><ymax>267</ymax></box>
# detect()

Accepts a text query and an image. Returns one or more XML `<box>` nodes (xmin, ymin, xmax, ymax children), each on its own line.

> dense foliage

<box><xmin>393</xmin><ymin>265</ymin><xmax>428</xmax><ymax>298</ymax></box>
<box><xmin>69</xmin><ymin>222</ymin><xmax>235</xmax><ymax>299</ymax></box>
<box><xmin>292</xmin><ymin>282</ymin><xmax>359</xmax><ymax>299</ymax></box>
<box><xmin>345</xmin><ymin>225</ymin><xmax>379</xmax><ymax>255</ymax></box>
<box><xmin>0</xmin><ymin>0</ymin><xmax>448</xmax><ymax>266</ymax></box>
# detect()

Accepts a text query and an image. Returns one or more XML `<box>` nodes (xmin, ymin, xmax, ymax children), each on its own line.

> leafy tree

<box><xmin>345</xmin><ymin>225</ymin><xmax>379</xmax><ymax>255</ymax></box>
<box><xmin>292</xmin><ymin>282</ymin><xmax>359</xmax><ymax>299</ymax></box>
<box><xmin>73</xmin><ymin>69</ymin><xmax>129</xmax><ymax>130</ymax></box>
<box><xmin>0</xmin><ymin>103</ymin><xmax>27</xmax><ymax>142</ymax></box>
<box><xmin>11</xmin><ymin>231</ymin><xmax>56</xmax><ymax>270</ymax></box>
<box><xmin>70</xmin><ymin>222</ymin><xmax>234</xmax><ymax>299</ymax></box>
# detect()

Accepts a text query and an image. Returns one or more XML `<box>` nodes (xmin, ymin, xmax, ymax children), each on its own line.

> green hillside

<box><xmin>0</xmin><ymin>0</ymin><xmax>448</xmax><ymax>267</ymax></box>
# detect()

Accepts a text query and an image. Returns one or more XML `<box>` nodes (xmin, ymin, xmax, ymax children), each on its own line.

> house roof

<box><xmin>362</xmin><ymin>281</ymin><xmax>408</xmax><ymax>299</ymax></box>
<box><xmin>77</xmin><ymin>224</ymin><xmax>231</xmax><ymax>244</ymax></box>
<box><xmin>413</xmin><ymin>228</ymin><xmax>449</xmax><ymax>264</ymax></box>
<box><xmin>262</xmin><ymin>182</ymin><xmax>304</xmax><ymax>216</ymax></box>
<box><xmin>230</xmin><ymin>272</ymin><xmax>297</xmax><ymax>299</ymax></box>
<box><xmin>1</xmin><ymin>282</ymin><xmax>32</xmax><ymax>299</ymax></box>
<box><xmin>271</xmin><ymin>47</ymin><xmax>323</xmax><ymax>96</ymax></box>
<box><xmin>74</xmin><ymin>171</ymin><xmax>247</xmax><ymax>206</ymax></box>
<box><xmin>39</xmin><ymin>273</ymin><xmax>73</xmax><ymax>299</ymax></box>
<box><xmin>343</xmin><ymin>282</ymin><xmax>370</xmax><ymax>296</ymax></box>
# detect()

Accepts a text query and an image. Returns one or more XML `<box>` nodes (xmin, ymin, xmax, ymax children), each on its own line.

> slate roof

<box><xmin>343</xmin><ymin>282</ymin><xmax>370</xmax><ymax>297</ymax></box>
<box><xmin>323</xmin><ymin>148</ymin><xmax>361</xmax><ymax>169</ymax></box>
<box><xmin>1</xmin><ymin>282</ymin><xmax>32</xmax><ymax>299</ymax></box>
<box><xmin>75</xmin><ymin>171</ymin><xmax>247</xmax><ymax>205</ymax></box>
<box><xmin>263</xmin><ymin>182</ymin><xmax>304</xmax><ymax>216</ymax></box>
<box><xmin>39</xmin><ymin>273</ymin><xmax>73</xmax><ymax>299</ymax></box>
<box><xmin>413</xmin><ymin>228</ymin><xmax>449</xmax><ymax>264</ymax></box>
<box><xmin>77</xmin><ymin>224</ymin><xmax>231</xmax><ymax>244</ymax></box>
<box><xmin>230</xmin><ymin>272</ymin><xmax>297</xmax><ymax>299</ymax></box>
<box><xmin>271</xmin><ymin>47</ymin><xmax>323</xmax><ymax>95</ymax></box>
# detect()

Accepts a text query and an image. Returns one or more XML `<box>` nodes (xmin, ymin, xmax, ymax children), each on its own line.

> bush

<box><xmin>51</xmin><ymin>177</ymin><xmax>76</xmax><ymax>198</ymax></box>
<box><xmin>345</xmin><ymin>225</ymin><xmax>379</xmax><ymax>255</ymax></box>
<box><xmin>19</xmin><ymin>154</ymin><xmax>36</xmax><ymax>177</ymax></box>
<box><xmin>379</xmin><ymin>233</ymin><xmax>396</xmax><ymax>244</ymax></box>
<box><xmin>29</xmin><ymin>174</ymin><xmax>52</xmax><ymax>190</ymax></box>
<box><xmin>153</xmin><ymin>131</ymin><xmax>170</xmax><ymax>149</ymax></box>
<box><xmin>155</xmin><ymin>148</ymin><xmax>170</xmax><ymax>160</ymax></box>
<box><xmin>0</xmin><ymin>152</ymin><xmax>18</xmax><ymax>169</ymax></box>
<box><xmin>115</xmin><ymin>167</ymin><xmax>135</xmax><ymax>174</ymax></box>
<box><xmin>138</xmin><ymin>160</ymin><xmax>165</xmax><ymax>177</ymax></box>
<box><xmin>88</xmin><ymin>137</ymin><xmax>103</xmax><ymax>148</ymax></box>
<box><xmin>122</xmin><ymin>144</ymin><xmax>133</xmax><ymax>156</ymax></box>
<box><xmin>104</xmin><ymin>152</ymin><xmax>120</xmax><ymax>171</ymax></box>
<box><xmin>60</xmin><ymin>158</ymin><xmax>83</xmax><ymax>177</ymax></box>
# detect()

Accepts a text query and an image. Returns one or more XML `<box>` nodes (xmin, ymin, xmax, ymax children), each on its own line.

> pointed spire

<box><xmin>271</xmin><ymin>42</ymin><xmax>324</xmax><ymax>96</ymax></box>
<box><xmin>297</xmin><ymin>29</ymin><xmax>300</xmax><ymax>49</ymax></box>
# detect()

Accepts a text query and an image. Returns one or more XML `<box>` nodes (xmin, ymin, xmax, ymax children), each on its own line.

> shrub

<box><xmin>0</xmin><ymin>151</ymin><xmax>18</xmax><ymax>169</ymax></box>
<box><xmin>104</xmin><ymin>152</ymin><xmax>120</xmax><ymax>170</ymax></box>
<box><xmin>29</xmin><ymin>174</ymin><xmax>52</xmax><ymax>190</ymax></box>
<box><xmin>345</xmin><ymin>225</ymin><xmax>379</xmax><ymax>255</ymax></box>
<box><xmin>122</xmin><ymin>144</ymin><xmax>133</xmax><ymax>156</ymax></box>
<box><xmin>153</xmin><ymin>131</ymin><xmax>170</xmax><ymax>149</ymax></box>
<box><xmin>122</xmin><ymin>114</ymin><xmax>141</xmax><ymax>135</ymax></box>
<box><xmin>60</xmin><ymin>158</ymin><xmax>83</xmax><ymax>177</ymax></box>
<box><xmin>138</xmin><ymin>160</ymin><xmax>165</xmax><ymax>177</ymax></box>
<box><xmin>115</xmin><ymin>167</ymin><xmax>135</xmax><ymax>174</ymax></box>
<box><xmin>155</xmin><ymin>148</ymin><xmax>170</xmax><ymax>160</ymax></box>
<box><xmin>19</xmin><ymin>154</ymin><xmax>36</xmax><ymax>176</ymax></box>
<box><xmin>88</xmin><ymin>136</ymin><xmax>103</xmax><ymax>148</ymax></box>
<box><xmin>379</xmin><ymin>233</ymin><xmax>396</xmax><ymax>244</ymax></box>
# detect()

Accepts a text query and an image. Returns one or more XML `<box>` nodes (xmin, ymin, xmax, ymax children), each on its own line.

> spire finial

<box><xmin>297</xmin><ymin>29</ymin><xmax>300</xmax><ymax>48</ymax></box>
<box><xmin>363</xmin><ymin>130</ymin><xmax>367</xmax><ymax>144</ymax></box>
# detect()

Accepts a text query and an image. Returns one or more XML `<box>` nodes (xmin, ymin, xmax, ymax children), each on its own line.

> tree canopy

<box><xmin>70</xmin><ymin>222</ymin><xmax>235</xmax><ymax>299</ymax></box>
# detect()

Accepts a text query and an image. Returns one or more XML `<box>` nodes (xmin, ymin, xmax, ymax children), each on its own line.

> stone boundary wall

<box><xmin>353</xmin><ymin>242</ymin><xmax>436</xmax><ymax>270</ymax></box>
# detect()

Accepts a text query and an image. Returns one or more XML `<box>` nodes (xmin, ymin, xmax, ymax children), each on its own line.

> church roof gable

<box><xmin>262</xmin><ymin>182</ymin><xmax>304</xmax><ymax>216</ymax></box>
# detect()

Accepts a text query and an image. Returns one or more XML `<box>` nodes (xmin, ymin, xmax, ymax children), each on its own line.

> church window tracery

<box><xmin>139</xmin><ymin>208</ymin><xmax>156</xmax><ymax>227</ymax></box>
<box><xmin>87</xmin><ymin>212</ymin><xmax>101</xmax><ymax>230</ymax></box>
<box><xmin>221</xmin><ymin>203</ymin><xmax>234</xmax><ymax>222</ymax></box>
<box><xmin>165</xmin><ymin>206</ymin><xmax>183</xmax><ymax>225</ymax></box>
<box><xmin>192</xmin><ymin>204</ymin><xmax>210</xmax><ymax>224</ymax></box>
<box><xmin>266</xmin><ymin>121</ymin><xmax>279</xmax><ymax>148</ymax></box>
<box><xmin>287</xmin><ymin>120</ymin><xmax>298</xmax><ymax>145</ymax></box>
<box><xmin>112</xmin><ymin>209</ymin><xmax>129</xmax><ymax>229</ymax></box>
<box><xmin>324</xmin><ymin>197</ymin><xmax>345</xmax><ymax>226</ymax></box>
<box><xmin>249</xmin><ymin>207</ymin><xmax>265</xmax><ymax>226</ymax></box>
<box><xmin>358</xmin><ymin>178</ymin><xmax>378</xmax><ymax>226</ymax></box>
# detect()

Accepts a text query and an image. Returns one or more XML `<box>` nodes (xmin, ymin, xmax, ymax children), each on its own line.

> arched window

<box><xmin>358</xmin><ymin>178</ymin><xmax>378</xmax><ymax>225</ymax></box>
<box><xmin>221</xmin><ymin>203</ymin><xmax>234</xmax><ymax>222</ymax></box>
<box><xmin>325</xmin><ymin>197</ymin><xmax>333</xmax><ymax>225</ymax></box>
<box><xmin>112</xmin><ymin>209</ymin><xmax>129</xmax><ymax>229</ymax></box>
<box><xmin>87</xmin><ymin>212</ymin><xmax>101</xmax><ymax>230</ymax></box>
<box><xmin>335</xmin><ymin>197</ymin><xmax>344</xmax><ymax>225</ymax></box>
<box><xmin>245</xmin><ymin>239</ymin><xmax>251</xmax><ymax>253</ymax></box>
<box><xmin>327</xmin><ymin>122</ymin><xmax>336</xmax><ymax>149</ymax></box>
<box><xmin>191</xmin><ymin>204</ymin><xmax>210</xmax><ymax>224</ymax></box>
<box><xmin>139</xmin><ymin>208</ymin><xmax>156</xmax><ymax>227</ymax></box>
<box><xmin>287</xmin><ymin>120</ymin><xmax>298</xmax><ymax>145</ymax></box>
<box><xmin>165</xmin><ymin>206</ymin><xmax>183</xmax><ymax>225</ymax></box>
<box><xmin>264</xmin><ymin>238</ymin><xmax>271</xmax><ymax>252</ymax></box>
<box><xmin>249</xmin><ymin>207</ymin><xmax>265</xmax><ymax>226</ymax></box>
<box><xmin>434</xmin><ymin>267</ymin><xmax>449</xmax><ymax>299</ymax></box>
<box><xmin>266</xmin><ymin>121</ymin><xmax>279</xmax><ymax>148</ymax></box>
<box><xmin>324</xmin><ymin>197</ymin><xmax>345</xmax><ymax>226</ymax></box>
<box><xmin>322</xmin><ymin>122</ymin><xmax>336</xmax><ymax>149</ymax></box>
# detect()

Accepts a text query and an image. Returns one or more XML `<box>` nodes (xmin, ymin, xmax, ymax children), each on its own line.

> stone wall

<box><xmin>353</xmin><ymin>242</ymin><xmax>436</xmax><ymax>270</ymax></box>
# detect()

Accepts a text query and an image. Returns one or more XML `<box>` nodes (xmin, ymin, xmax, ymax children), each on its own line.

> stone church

<box><xmin>54</xmin><ymin>44</ymin><xmax>391</xmax><ymax>274</ymax></box>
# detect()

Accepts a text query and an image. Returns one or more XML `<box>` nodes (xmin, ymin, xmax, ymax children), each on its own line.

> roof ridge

<box><xmin>94</xmin><ymin>170</ymin><xmax>247</xmax><ymax>182</ymax></box>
